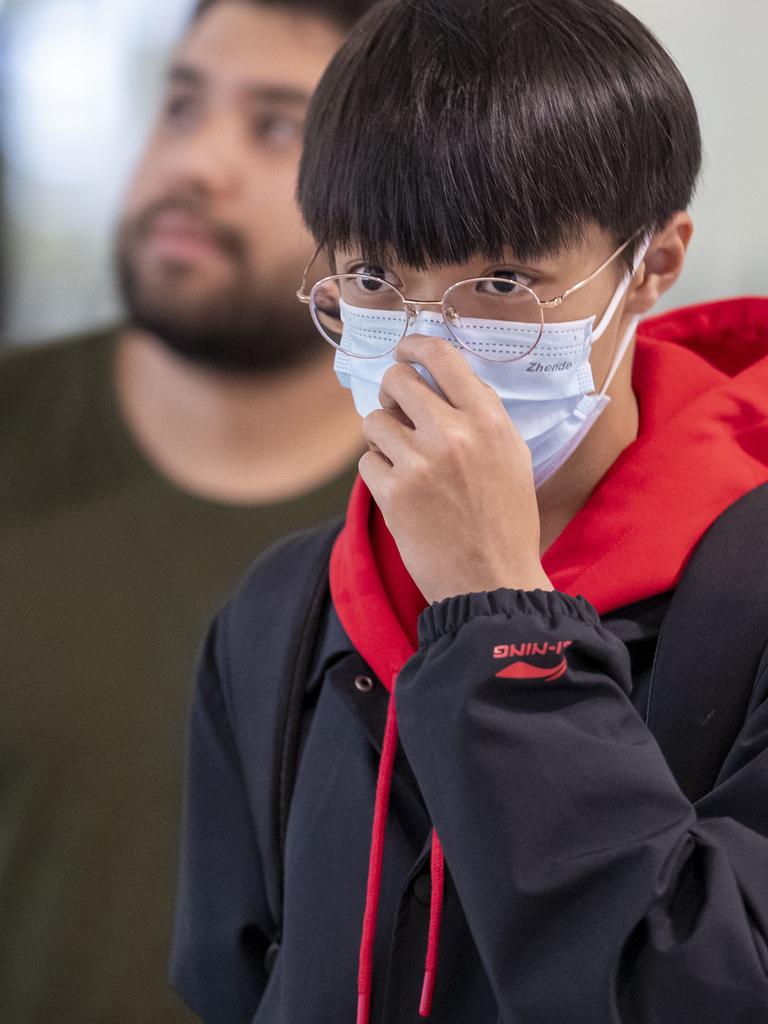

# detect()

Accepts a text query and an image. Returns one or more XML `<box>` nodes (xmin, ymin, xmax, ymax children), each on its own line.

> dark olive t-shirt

<box><xmin>0</xmin><ymin>330</ymin><xmax>358</xmax><ymax>1023</ymax></box>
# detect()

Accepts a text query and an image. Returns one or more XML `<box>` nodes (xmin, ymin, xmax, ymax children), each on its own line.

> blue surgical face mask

<box><xmin>334</xmin><ymin>238</ymin><xmax>650</xmax><ymax>487</ymax></box>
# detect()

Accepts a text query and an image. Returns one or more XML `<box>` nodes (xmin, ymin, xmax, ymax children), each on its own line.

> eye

<box><xmin>251</xmin><ymin>111</ymin><xmax>304</xmax><ymax>149</ymax></box>
<box><xmin>348</xmin><ymin>264</ymin><xmax>400</xmax><ymax>290</ymax></box>
<box><xmin>476</xmin><ymin>270</ymin><xmax>531</xmax><ymax>295</ymax></box>
<box><xmin>162</xmin><ymin>91</ymin><xmax>202</xmax><ymax>129</ymax></box>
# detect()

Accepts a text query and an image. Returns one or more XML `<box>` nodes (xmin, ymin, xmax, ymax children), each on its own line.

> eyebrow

<box><xmin>341</xmin><ymin>251</ymin><xmax>545</xmax><ymax>276</ymax></box>
<box><xmin>168</xmin><ymin>63</ymin><xmax>311</xmax><ymax>106</ymax></box>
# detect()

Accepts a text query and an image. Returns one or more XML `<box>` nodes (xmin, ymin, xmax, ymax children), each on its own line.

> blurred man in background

<box><xmin>0</xmin><ymin>1</ymin><xmax>369</xmax><ymax>1021</ymax></box>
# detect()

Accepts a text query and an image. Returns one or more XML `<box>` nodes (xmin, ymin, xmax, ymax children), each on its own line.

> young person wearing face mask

<box><xmin>172</xmin><ymin>1</ymin><xmax>768</xmax><ymax>1022</ymax></box>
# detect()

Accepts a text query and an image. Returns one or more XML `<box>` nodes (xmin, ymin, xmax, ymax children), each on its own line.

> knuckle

<box><xmin>363</xmin><ymin>408</ymin><xmax>385</xmax><ymax>429</ymax></box>
<box><xmin>409</xmin><ymin>452</ymin><xmax>431</xmax><ymax>484</ymax></box>
<box><xmin>406</xmin><ymin>332</ymin><xmax>448</xmax><ymax>358</ymax></box>
<box><xmin>403</xmin><ymin>337</ymin><xmax>434</xmax><ymax>354</ymax></box>
<box><xmin>397</xmin><ymin>448</ymin><xmax>421</xmax><ymax>476</ymax></box>
<box><xmin>424</xmin><ymin>334</ymin><xmax>452</xmax><ymax>358</ymax></box>
<box><xmin>486</xmin><ymin>401</ymin><xmax>508</xmax><ymax>431</ymax></box>
<box><xmin>515</xmin><ymin>437</ymin><xmax>534</xmax><ymax>468</ymax></box>
<box><xmin>483</xmin><ymin>380</ymin><xmax>502</xmax><ymax>403</ymax></box>
<box><xmin>390</xmin><ymin>472</ymin><xmax>416</xmax><ymax>507</ymax></box>
<box><xmin>380</xmin><ymin>363</ymin><xmax>408</xmax><ymax>396</ymax></box>
<box><xmin>383</xmin><ymin>361</ymin><xmax>409</xmax><ymax>383</ymax></box>
<box><xmin>446</xmin><ymin>423</ymin><xmax>473</xmax><ymax>453</ymax></box>
<box><xmin>378</xmin><ymin>471</ymin><xmax>398</xmax><ymax>504</ymax></box>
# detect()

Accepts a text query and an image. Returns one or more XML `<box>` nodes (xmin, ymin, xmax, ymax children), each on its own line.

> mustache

<box><xmin>128</xmin><ymin>196</ymin><xmax>247</xmax><ymax>262</ymax></box>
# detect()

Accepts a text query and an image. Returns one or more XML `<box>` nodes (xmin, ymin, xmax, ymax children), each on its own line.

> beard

<box><xmin>115</xmin><ymin>197</ymin><xmax>320</xmax><ymax>374</ymax></box>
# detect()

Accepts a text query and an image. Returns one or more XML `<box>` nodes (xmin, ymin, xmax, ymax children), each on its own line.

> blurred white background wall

<box><xmin>0</xmin><ymin>0</ymin><xmax>766</xmax><ymax>344</ymax></box>
<box><xmin>0</xmin><ymin>0</ymin><xmax>195</xmax><ymax>343</ymax></box>
<box><xmin>623</xmin><ymin>0</ymin><xmax>768</xmax><ymax>308</ymax></box>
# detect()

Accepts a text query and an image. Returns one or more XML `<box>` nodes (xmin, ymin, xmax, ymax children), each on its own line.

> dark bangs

<box><xmin>297</xmin><ymin>0</ymin><xmax>702</xmax><ymax>270</ymax></box>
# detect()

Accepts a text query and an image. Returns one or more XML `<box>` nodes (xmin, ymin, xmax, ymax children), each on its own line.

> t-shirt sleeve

<box><xmin>170</xmin><ymin>614</ymin><xmax>272</xmax><ymax>1024</ymax></box>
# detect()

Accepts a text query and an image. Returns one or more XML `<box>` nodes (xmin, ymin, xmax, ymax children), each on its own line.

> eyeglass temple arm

<box><xmin>539</xmin><ymin>230</ymin><xmax>644</xmax><ymax>309</ymax></box>
<box><xmin>296</xmin><ymin>242</ymin><xmax>325</xmax><ymax>303</ymax></box>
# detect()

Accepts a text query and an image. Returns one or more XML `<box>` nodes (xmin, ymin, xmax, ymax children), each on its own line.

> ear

<box><xmin>624</xmin><ymin>212</ymin><xmax>694</xmax><ymax>316</ymax></box>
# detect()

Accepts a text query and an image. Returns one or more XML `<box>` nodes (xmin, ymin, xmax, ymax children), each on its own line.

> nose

<box><xmin>162</xmin><ymin>112</ymin><xmax>244</xmax><ymax>199</ymax></box>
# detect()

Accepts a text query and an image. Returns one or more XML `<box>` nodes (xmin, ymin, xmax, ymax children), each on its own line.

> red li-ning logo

<box><xmin>493</xmin><ymin>640</ymin><xmax>573</xmax><ymax>681</ymax></box>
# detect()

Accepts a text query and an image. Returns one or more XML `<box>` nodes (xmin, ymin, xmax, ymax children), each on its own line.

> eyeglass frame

<box><xmin>296</xmin><ymin>229</ymin><xmax>644</xmax><ymax>363</ymax></box>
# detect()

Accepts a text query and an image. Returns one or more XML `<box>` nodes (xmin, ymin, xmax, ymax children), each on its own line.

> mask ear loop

<box><xmin>591</xmin><ymin>234</ymin><xmax>652</xmax><ymax>397</ymax></box>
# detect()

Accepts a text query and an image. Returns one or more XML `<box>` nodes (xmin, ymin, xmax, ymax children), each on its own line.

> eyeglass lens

<box><xmin>310</xmin><ymin>274</ymin><xmax>545</xmax><ymax>362</ymax></box>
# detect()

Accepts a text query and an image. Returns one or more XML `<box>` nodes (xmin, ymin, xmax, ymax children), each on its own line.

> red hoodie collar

<box><xmin>543</xmin><ymin>297</ymin><xmax>768</xmax><ymax>611</ymax></box>
<box><xmin>329</xmin><ymin>481</ymin><xmax>423</xmax><ymax>692</ymax></box>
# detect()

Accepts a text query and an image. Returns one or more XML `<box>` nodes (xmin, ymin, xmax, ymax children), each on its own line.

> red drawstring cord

<box><xmin>419</xmin><ymin>830</ymin><xmax>445</xmax><ymax>1017</ymax></box>
<box><xmin>356</xmin><ymin>679</ymin><xmax>447</xmax><ymax>1024</ymax></box>
<box><xmin>357</xmin><ymin>685</ymin><xmax>400</xmax><ymax>1024</ymax></box>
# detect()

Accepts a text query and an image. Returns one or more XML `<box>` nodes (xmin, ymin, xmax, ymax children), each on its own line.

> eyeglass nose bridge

<box><xmin>403</xmin><ymin>298</ymin><xmax>444</xmax><ymax>322</ymax></box>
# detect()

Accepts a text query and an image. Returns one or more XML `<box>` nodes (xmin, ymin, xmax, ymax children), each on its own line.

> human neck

<box><xmin>115</xmin><ymin>328</ymin><xmax>363</xmax><ymax>504</ymax></box>
<box><xmin>536</xmin><ymin>340</ymin><xmax>640</xmax><ymax>554</ymax></box>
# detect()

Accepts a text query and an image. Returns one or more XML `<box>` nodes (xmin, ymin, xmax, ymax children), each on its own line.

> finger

<box><xmin>362</xmin><ymin>408</ymin><xmax>414</xmax><ymax>465</ymax></box>
<box><xmin>395</xmin><ymin>333</ymin><xmax>490</xmax><ymax>411</ymax></box>
<box><xmin>365</xmin><ymin>440</ymin><xmax>392</xmax><ymax>466</ymax></box>
<box><xmin>358</xmin><ymin>446</ymin><xmax>392</xmax><ymax>501</ymax></box>
<box><xmin>379</xmin><ymin>390</ymin><xmax>415</xmax><ymax>430</ymax></box>
<box><xmin>378</xmin><ymin>360</ymin><xmax>451</xmax><ymax>430</ymax></box>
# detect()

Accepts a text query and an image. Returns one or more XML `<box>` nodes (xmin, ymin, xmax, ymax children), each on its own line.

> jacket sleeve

<box><xmin>169</xmin><ymin>614</ymin><xmax>271</xmax><ymax>1024</ymax></box>
<box><xmin>394</xmin><ymin>588</ymin><xmax>768</xmax><ymax>1023</ymax></box>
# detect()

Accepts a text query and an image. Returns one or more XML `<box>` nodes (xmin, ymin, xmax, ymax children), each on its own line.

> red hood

<box><xmin>542</xmin><ymin>296</ymin><xmax>768</xmax><ymax>612</ymax></box>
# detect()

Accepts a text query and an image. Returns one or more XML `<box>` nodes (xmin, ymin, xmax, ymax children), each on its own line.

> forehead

<box><xmin>176</xmin><ymin>1</ymin><xmax>343</xmax><ymax>95</ymax></box>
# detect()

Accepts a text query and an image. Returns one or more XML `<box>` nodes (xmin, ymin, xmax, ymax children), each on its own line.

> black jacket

<box><xmin>171</xmin><ymin>516</ymin><xmax>768</xmax><ymax>1024</ymax></box>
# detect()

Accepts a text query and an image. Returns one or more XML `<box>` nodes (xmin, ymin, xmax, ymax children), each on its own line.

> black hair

<box><xmin>192</xmin><ymin>0</ymin><xmax>375</xmax><ymax>32</ymax></box>
<box><xmin>298</xmin><ymin>0</ymin><xmax>702</xmax><ymax>271</ymax></box>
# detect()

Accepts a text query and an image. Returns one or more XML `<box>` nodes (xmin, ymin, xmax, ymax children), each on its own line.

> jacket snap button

<box><xmin>413</xmin><ymin>873</ymin><xmax>431</xmax><ymax>906</ymax></box>
<box><xmin>354</xmin><ymin>675</ymin><xmax>375</xmax><ymax>693</ymax></box>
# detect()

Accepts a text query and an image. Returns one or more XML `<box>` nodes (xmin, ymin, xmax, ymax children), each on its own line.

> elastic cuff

<box><xmin>417</xmin><ymin>588</ymin><xmax>599</xmax><ymax>646</ymax></box>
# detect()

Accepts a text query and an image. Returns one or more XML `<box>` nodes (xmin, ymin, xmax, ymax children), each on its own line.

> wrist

<box><xmin>426</xmin><ymin>567</ymin><xmax>554</xmax><ymax>605</ymax></box>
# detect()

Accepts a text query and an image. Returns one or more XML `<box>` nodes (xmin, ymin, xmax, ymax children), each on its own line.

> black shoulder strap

<box><xmin>647</xmin><ymin>483</ymin><xmax>768</xmax><ymax>803</ymax></box>
<box><xmin>276</xmin><ymin>523</ymin><xmax>339</xmax><ymax>907</ymax></box>
<box><xmin>225</xmin><ymin>518</ymin><xmax>344</xmax><ymax>975</ymax></box>
<box><xmin>257</xmin><ymin>519</ymin><xmax>340</xmax><ymax>968</ymax></box>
